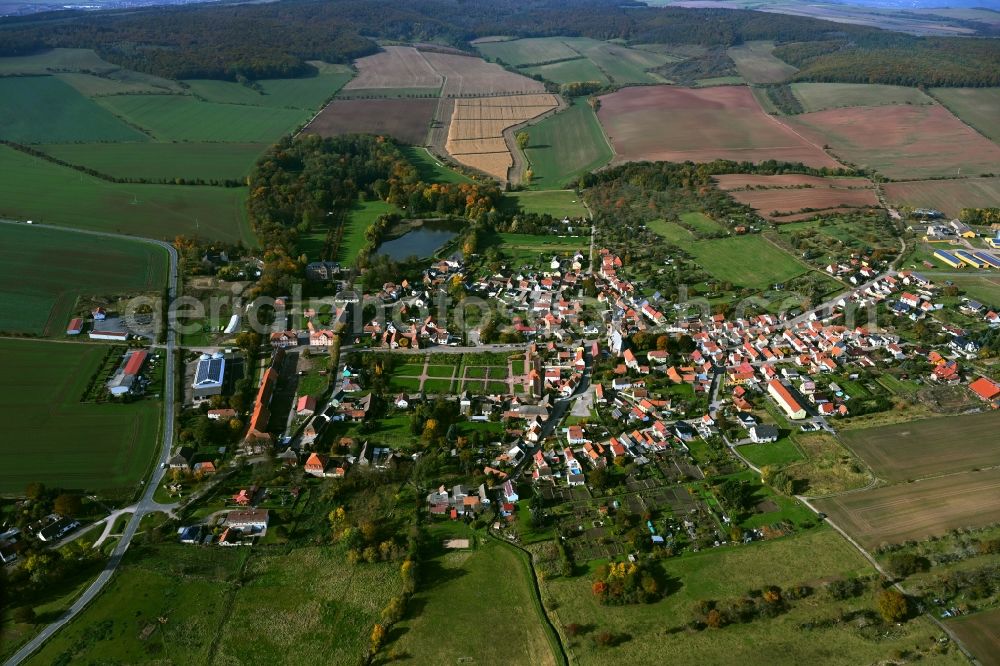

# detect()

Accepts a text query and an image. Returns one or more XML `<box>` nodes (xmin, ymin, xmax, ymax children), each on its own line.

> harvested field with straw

<box><xmin>342</xmin><ymin>46</ymin><xmax>442</xmax><ymax>91</ymax></box>
<box><xmin>422</xmin><ymin>52</ymin><xmax>547</xmax><ymax>97</ymax></box>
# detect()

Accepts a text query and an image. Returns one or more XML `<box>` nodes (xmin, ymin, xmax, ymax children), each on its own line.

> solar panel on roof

<box><xmin>194</xmin><ymin>357</ymin><xmax>225</xmax><ymax>387</ymax></box>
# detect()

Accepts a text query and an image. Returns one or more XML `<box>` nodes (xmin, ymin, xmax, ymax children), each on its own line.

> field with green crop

<box><xmin>0</xmin><ymin>339</ymin><xmax>161</xmax><ymax>494</ymax></box>
<box><xmin>476</xmin><ymin>36</ymin><xmax>581</xmax><ymax>66</ymax></box>
<box><xmin>0</xmin><ymin>145</ymin><xmax>253</xmax><ymax>244</ymax></box>
<box><xmin>0</xmin><ymin>223</ymin><xmax>167</xmax><ymax>335</ymax></box>
<box><xmin>523</xmin><ymin>98</ymin><xmax>612</xmax><ymax>189</ymax></box>
<box><xmin>39</xmin><ymin>142</ymin><xmax>267</xmax><ymax>182</ymax></box>
<box><xmin>689</xmin><ymin>235</ymin><xmax>804</xmax><ymax>289</ymax></box>
<box><xmin>184</xmin><ymin>63</ymin><xmax>352</xmax><ymax>110</ymax></box>
<box><xmin>727</xmin><ymin>41</ymin><xmax>797</xmax><ymax>84</ymax></box>
<box><xmin>393</xmin><ymin>535</ymin><xmax>559</xmax><ymax>664</ymax></box>
<box><xmin>522</xmin><ymin>58</ymin><xmax>609</xmax><ymax>85</ymax></box>
<box><xmin>506</xmin><ymin>190</ymin><xmax>589</xmax><ymax>218</ymax></box>
<box><xmin>930</xmin><ymin>87</ymin><xmax>1000</xmax><ymax>142</ymax></box>
<box><xmin>0</xmin><ymin>76</ymin><xmax>149</xmax><ymax>144</ymax></box>
<box><xmin>97</xmin><ymin>94</ymin><xmax>309</xmax><ymax>142</ymax></box>
<box><xmin>790</xmin><ymin>83</ymin><xmax>934</xmax><ymax>112</ymax></box>
<box><xmin>538</xmin><ymin>529</ymin><xmax>961</xmax><ymax>665</ymax></box>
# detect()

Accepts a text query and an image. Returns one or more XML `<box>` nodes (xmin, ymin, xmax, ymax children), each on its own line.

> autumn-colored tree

<box><xmin>706</xmin><ymin>609</ymin><xmax>724</xmax><ymax>628</ymax></box>
<box><xmin>763</xmin><ymin>587</ymin><xmax>782</xmax><ymax>604</ymax></box>
<box><xmin>370</xmin><ymin>623</ymin><xmax>386</xmax><ymax>654</ymax></box>
<box><xmin>877</xmin><ymin>588</ymin><xmax>908</xmax><ymax>623</ymax></box>
<box><xmin>592</xmin><ymin>580</ymin><xmax>608</xmax><ymax>597</ymax></box>
<box><xmin>53</xmin><ymin>493</ymin><xmax>82</xmax><ymax>517</ymax></box>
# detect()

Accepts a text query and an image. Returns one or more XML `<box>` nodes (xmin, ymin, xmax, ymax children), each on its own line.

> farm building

<box><xmin>969</xmin><ymin>377</ymin><xmax>1000</xmax><ymax>405</ymax></box>
<box><xmin>767</xmin><ymin>379</ymin><xmax>808</xmax><ymax>420</ymax></box>
<box><xmin>192</xmin><ymin>352</ymin><xmax>226</xmax><ymax>399</ymax></box>
<box><xmin>973</xmin><ymin>251</ymin><xmax>1000</xmax><ymax>269</ymax></box>
<box><xmin>66</xmin><ymin>318</ymin><xmax>84</xmax><ymax>335</ymax></box>
<box><xmin>932</xmin><ymin>250</ymin><xmax>965</xmax><ymax>269</ymax></box>
<box><xmin>954</xmin><ymin>250</ymin><xmax>988</xmax><ymax>269</ymax></box>
<box><xmin>88</xmin><ymin>328</ymin><xmax>128</xmax><ymax>341</ymax></box>
<box><xmin>107</xmin><ymin>349</ymin><xmax>149</xmax><ymax>396</ymax></box>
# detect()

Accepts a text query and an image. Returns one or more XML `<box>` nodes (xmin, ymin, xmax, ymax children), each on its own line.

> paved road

<box><xmin>2</xmin><ymin>221</ymin><xmax>179</xmax><ymax>666</ymax></box>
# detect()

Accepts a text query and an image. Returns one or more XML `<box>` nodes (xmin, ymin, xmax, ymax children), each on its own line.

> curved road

<box><xmin>2</xmin><ymin>220</ymin><xmax>179</xmax><ymax>666</ymax></box>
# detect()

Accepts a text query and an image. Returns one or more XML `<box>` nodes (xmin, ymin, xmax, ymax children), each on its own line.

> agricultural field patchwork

<box><xmin>184</xmin><ymin>64</ymin><xmax>352</xmax><ymax>109</ymax></box>
<box><xmin>597</xmin><ymin>86</ymin><xmax>838</xmax><ymax>168</ymax></box>
<box><xmin>929</xmin><ymin>87</ymin><xmax>1000</xmax><ymax>142</ymax></box>
<box><xmin>423</xmin><ymin>51</ymin><xmax>547</xmax><ymax>96</ymax></box>
<box><xmin>840</xmin><ymin>412</ymin><xmax>1000</xmax><ymax>483</ymax></box>
<box><xmin>813</xmin><ymin>467</ymin><xmax>1000</xmax><ymax>550</ymax></box>
<box><xmin>883</xmin><ymin>177</ymin><xmax>1000</xmax><ymax>219</ymax></box>
<box><xmin>522</xmin><ymin>98</ymin><xmax>612</xmax><ymax>189</ymax></box>
<box><xmin>784</xmin><ymin>103</ymin><xmax>1000</xmax><ymax>179</ymax></box>
<box><xmin>0</xmin><ymin>145</ymin><xmax>253</xmax><ymax>244</ymax></box>
<box><xmin>790</xmin><ymin>82</ymin><xmax>934</xmax><ymax>112</ymax></box>
<box><xmin>715</xmin><ymin>174</ymin><xmax>878</xmax><ymax>221</ymax></box>
<box><xmin>303</xmin><ymin>98</ymin><xmax>438</xmax><ymax>145</ymax></box>
<box><xmin>0</xmin><ymin>339</ymin><xmax>161</xmax><ymax>494</ymax></box>
<box><xmin>445</xmin><ymin>94</ymin><xmax>558</xmax><ymax>179</ymax></box>
<box><xmin>0</xmin><ymin>223</ymin><xmax>167</xmax><ymax>335</ymax></box>
<box><xmin>0</xmin><ymin>76</ymin><xmax>149</xmax><ymax>143</ymax></box>
<box><xmin>727</xmin><ymin>41</ymin><xmax>797</xmax><ymax>83</ymax></box>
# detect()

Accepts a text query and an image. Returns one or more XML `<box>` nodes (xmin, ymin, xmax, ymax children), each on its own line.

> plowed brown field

<box><xmin>303</xmin><ymin>98</ymin><xmax>437</xmax><ymax>145</ymax></box>
<box><xmin>343</xmin><ymin>46</ymin><xmax>442</xmax><ymax>90</ymax></box>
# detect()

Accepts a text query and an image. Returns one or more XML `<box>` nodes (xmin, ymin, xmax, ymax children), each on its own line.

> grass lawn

<box><xmin>0</xmin><ymin>339</ymin><xmax>161</xmax><ymax>495</ymax></box>
<box><xmin>26</xmin><ymin>546</ymin><xmax>245</xmax><ymax>664</ymax></box>
<box><xmin>389</xmin><ymin>376</ymin><xmax>423</xmax><ymax>392</ymax></box>
<box><xmin>0</xmin><ymin>76</ymin><xmax>148</xmax><ymax>144</ymax></box>
<box><xmin>739</xmin><ymin>437</ymin><xmax>803</xmax><ymax>468</ymax></box>
<box><xmin>506</xmin><ymin>190</ymin><xmax>589</xmax><ymax>218</ymax></box>
<box><xmin>487</xmin><ymin>380</ymin><xmax>510</xmax><ymax>393</ymax></box>
<box><xmin>98</xmin><ymin>94</ymin><xmax>310</xmax><ymax>143</ymax></box>
<box><xmin>539</xmin><ymin>529</ymin><xmax>961</xmax><ymax>665</ymax></box>
<box><xmin>0</xmin><ymin>223</ymin><xmax>167</xmax><ymax>335</ymax></box>
<box><xmin>424</xmin><ymin>365</ymin><xmax>455</xmax><ymax>378</ymax></box>
<box><xmin>393</xmin><ymin>535</ymin><xmax>559</xmax><ymax>664</ymax></box>
<box><xmin>523</xmin><ymin>98</ymin><xmax>612</xmax><ymax>190</ymax></box>
<box><xmin>39</xmin><ymin>142</ymin><xmax>268</xmax><ymax>182</ymax></box>
<box><xmin>680</xmin><ymin>211</ymin><xmax>725</xmax><ymax>234</ymax></box>
<box><xmin>522</xmin><ymin>58</ymin><xmax>609</xmax><ymax>85</ymax></box>
<box><xmin>0</xmin><ymin>145</ymin><xmax>253</xmax><ymax>244</ymax></box>
<box><xmin>400</xmin><ymin>146</ymin><xmax>473</xmax><ymax>184</ymax></box>
<box><xmin>647</xmin><ymin>219</ymin><xmax>693</xmax><ymax>244</ymax></box>
<box><xmin>300</xmin><ymin>198</ymin><xmax>401</xmax><ymax>265</ymax></box>
<box><xmin>688</xmin><ymin>235</ymin><xmax>805</xmax><ymax>290</ymax></box>
<box><xmin>422</xmin><ymin>378</ymin><xmax>454</xmax><ymax>393</ymax></box>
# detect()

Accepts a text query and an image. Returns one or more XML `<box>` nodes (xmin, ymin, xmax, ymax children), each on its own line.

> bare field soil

<box><xmin>445</xmin><ymin>94</ymin><xmax>557</xmax><ymax>179</ymax></box>
<box><xmin>785</xmin><ymin>103</ymin><xmax>1000</xmax><ymax>179</ymax></box>
<box><xmin>883</xmin><ymin>177</ymin><xmax>1000</xmax><ymax>219</ymax></box>
<box><xmin>813</xmin><ymin>467</ymin><xmax>1000</xmax><ymax>550</ymax></box>
<box><xmin>422</xmin><ymin>52</ymin><xmax>547</xmax><ymax>97</ymax></box>
<box><xmin>716</xmin><ymin>174</ymin><xmax>876</xmax><ymax>219</ymax></box>
<box><xmin>303</xmin><ymin>98</ymin><xmax>437</xmax><ymax>145</ymax></box>
<box><xmin>715</xmin><ymin>174</ymin><xmax>871</xmax><ymax>190</ymax></box>
<box><xmin>598</xmin><ymin>85</ymin><xmax>838</xmax><ymax>168</ymax></box>
<box><xmin>840</xmin><ymin>412</ymin><xmax>1000</xmax><ymax>483</ymax></box>
<box><xmin>343</xmin><ymin>46</ymin><xmax>441</xmax><ymax>90</ymax></box>
<box><xmin>948</xmin><ymin>608</ymin><xmax>1000</xmax><ymax>666</ymax></box>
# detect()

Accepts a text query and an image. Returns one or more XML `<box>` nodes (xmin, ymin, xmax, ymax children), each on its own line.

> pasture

<box><xmin>597</xmin><ymin>86</ymin><xmax>838</xmax><ymax>168</ymax></box>
<box><xmin>476</xmin><ymin>36</ymin><xmax>581</xmax><ymax>66</ymax></box>
<box><xmin>522</xmin><ymin>98</ymin><xmax>612</xmax><ymax>189</ymax></box>
<box><xmin>185</xmin><ymin>63</ymin><xmax>352</xmax><ymax>110</ymax></box>
<box><xmin>0</xmin><ymin>339</ymin><xmax>161</xmax><ymax>495</ymax></box>
<box><xmin>647</xmin><ymin>219</ymin><xmax>693</xmax><ymax>244</ymax></box>
<box><xmin>298</xmin><ymin>198</ymin><xmax>398</xmax><ymax>264</ymax></box>
<box><xmin>0</xmin><ymin>145</ymin><xmax>253</xmax><ymax>244</ymax></box>
<box><xmin>688</xmin><ymin>235</ymin><xmax>805</xmax><ymax>289</ymax></box>
<box><xmin>539</xmin><ymin>529</ymin><xmax>958</xmax><ymax>665</ymax></box>
<box><xmin>840</xmin><ymin>412</ymin><xmax>1000</xmax><ymax>483</ymax></box>
<box><xmin>790</xmin><ymin>83</ymin><xmax>933</xmax><ymax>112</ymax></box>
<box><xmin>929</xmin><ymin>87</ymin><xmax>1000</xmax><ymax>142</ymax></box>
<box><xmin>303</xmin><ymin>98</ymin><xmax>437</xmax><ymax>145</ymax></box>
<box><xmin>400</xmin><ymin>146</ymin><xmax>473</xmax><ymax>184</ymax></box>
<box><xmin>506</xmin><ymin>190</ymin><xmax>589</xmax><ymax>218</ymax></box>
<box><xmin>785</xmin><ymin>103</ymin><xmax>1000</xmax><ymax>179</ymax></box>
<box><xmin>883</xmin><ymin>177</ymin><xmax>1000</xmax><ymax>219</ymax></box>
<box><xmin>739</xmin><ymin>437</ymin><xmax>804</xmax><ymax>467</ymax></box>
<box><xmin>521</xmin><ymin>58</ymin><xmax>609</xmax><ymax>86</ymax></box>
<box><xmin>393</xmin><ymin>537</ymin><xmax>558</xmax><ymax>664</ymax></box>
<box><xmin>40</xmin><ymin>142</ymin><xmax>267</xmax><ymax>182</ymax></box>
<box><xmin>98</xmin><ymin>94</ymin><xmax>309</xmax><ymax>142</ymax></box>
<box><xmin>948</xmin><ymin>608</ymin><xmax>1000</xmax><ymax>666</ymax></box>
<box><xmin>727</xmin><ymin>41</ymin><xmax>797</xmax><ymax>83</ymax></box>
<box><xmin>0</xmin><ymin>76</ymin><xmax>148</xmax><ymax>144</ymax></box>
<box><xmin>716</xmin><ymin>174</ymin><xmax>878</xmax><ymax>220</ymax></box>
<box><xmin>813</xmin><ymin>467</ymin><xmax>1000</xmax><ymax>550</ymax></box>
<box><xmin>445</xmin><ymin>94</ymin><xmax>558</xmax><ymax>179</ymax></box>
<box><xmin>0</xmin><ymin>223</ymin><xmax>167</xmax><ymax>335</ymax></box>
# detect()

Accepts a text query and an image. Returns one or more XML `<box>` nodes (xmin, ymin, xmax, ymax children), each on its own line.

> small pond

<box><xmin>376</xmin><ymin>222</ymin><xmax>458</xmax><ymax>261</ymax></box>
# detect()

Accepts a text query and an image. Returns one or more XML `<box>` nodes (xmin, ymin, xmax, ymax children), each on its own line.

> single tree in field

<box><xmin>53</xmin><ymin>493</ymin><xmax>82</xmax><ymax>517</ymax></box>
<box><xmin>13</xmin><ymin>606</ymin><xmax>36</xmax><ymax>624</ymax></box>
<box><xmin>516</xmin><ymin>131</ymin><xmax>529</xmax><ymax>149</ymax></box>
<box><xmin>877</xmin><ymin>588</ymin><xmax>908</xmax><ymax>623</ymax></box>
